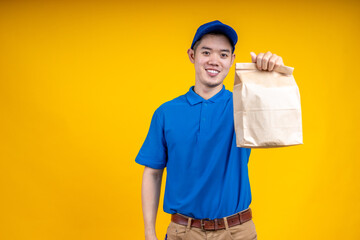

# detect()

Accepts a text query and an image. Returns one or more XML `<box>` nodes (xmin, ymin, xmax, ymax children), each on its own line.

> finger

<box><xmin>262</xmin><ymin>51</ymin><xmax>272</xmax><ymax>70</ymax></box>
<box><xmin>250</xmin><ymin>52</ymin><xmax>257</xmax><ymax>63</ymax></box>
<box><xmin>256</xmin><ymin>52</ymin><xmax>264</xmax><ymax>70</ymax></box>
<box><xmin>279</xmin><ymin>56</ymin><xmax>284</xmax><ymax>66</ymax></box>
<box><xmin>268</xmin><ymin>54</ymin><xmax>278</xmax><ymax>71</ymax></box>
<box><xmin>273</xmin><ymin>58</ymin><xmax>283</xmax><ymax>71</ymax></box>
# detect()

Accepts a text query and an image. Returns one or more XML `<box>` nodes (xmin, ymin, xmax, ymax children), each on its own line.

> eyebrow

<box><xmin>200</xmin><ymin>46</ymin><xmax>231</xmax><ymax>53</ymax></box>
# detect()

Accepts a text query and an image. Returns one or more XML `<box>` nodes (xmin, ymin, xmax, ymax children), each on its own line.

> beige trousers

<box><xmin>165</xmin><ymin>217</ymin><xmax>257</xmax><ymax>240</ymax></box>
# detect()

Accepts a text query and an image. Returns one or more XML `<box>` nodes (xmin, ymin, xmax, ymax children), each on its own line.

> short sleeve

<box><xmin>135</xmin><ymin>108</ymin><xmax>168</xmax><ymax>169</ymax></box>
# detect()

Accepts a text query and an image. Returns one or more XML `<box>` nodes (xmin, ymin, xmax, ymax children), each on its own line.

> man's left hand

<box><xmin>250</xmin><ymin>51</ymin><xmax>284</xmax><ymax>71</ymax></box>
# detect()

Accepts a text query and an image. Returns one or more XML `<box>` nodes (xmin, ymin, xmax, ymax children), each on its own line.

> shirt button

<box><xmin>203</xmin><ymin>118</ymin><xmax>206</xmax><ymax>121</ymax></box>
<box><xmin>204</xmin><ymin>103</ymin><xmax>208</xmax><ymax>106</ymax></box>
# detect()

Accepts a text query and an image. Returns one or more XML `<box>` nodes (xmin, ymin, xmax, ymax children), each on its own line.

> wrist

<box><xmin>145</xmin><ymin>229</ymin><xmax>156</xmax><ymax>237</ymax></box>
<box><xmin>145</xmin><ymin>232</ymin><xmax>157</xmax><ymax>240</ymax></box>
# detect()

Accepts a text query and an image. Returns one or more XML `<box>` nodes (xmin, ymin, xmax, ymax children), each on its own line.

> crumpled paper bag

<box><xmin>233</xmin><ymin>63</ymin><xmax>303</xmax><ymax>148</ymax></box>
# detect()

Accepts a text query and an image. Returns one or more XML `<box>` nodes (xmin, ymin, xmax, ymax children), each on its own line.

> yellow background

<box><xmin>1</xmin><ymin>0</ymin><xmax>359</xmax><ymax>239</ymax></box>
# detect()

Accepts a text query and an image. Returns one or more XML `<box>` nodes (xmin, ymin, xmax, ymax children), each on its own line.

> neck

<box><xmin>193</xmin><ymin>83</ymin><xmax>223</xmax><ymax>100</ymax></box>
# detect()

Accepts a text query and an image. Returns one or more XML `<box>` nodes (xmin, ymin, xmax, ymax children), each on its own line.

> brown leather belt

<box><xmin>171</xmin><ymin>208</ymin><xmax>252</xmax><ymax>231</ymax></box>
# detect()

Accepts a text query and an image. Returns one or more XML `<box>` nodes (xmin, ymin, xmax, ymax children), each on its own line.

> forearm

<box><xmin>141</xmin><ymin>167</ymin><xmax>163</xmax><ymax>239</ymax></box>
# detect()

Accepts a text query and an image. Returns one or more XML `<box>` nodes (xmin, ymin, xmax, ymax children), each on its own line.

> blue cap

<box><xmin>191</xmin><ymin>20</ymin><xmax>238</xmax><ymax>53</ymax></box>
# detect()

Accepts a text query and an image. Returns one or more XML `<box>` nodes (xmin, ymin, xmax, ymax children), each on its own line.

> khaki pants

<box><xmin>165</xmin><ymin>216</ymin><xmax>257</xmax><ymax>240</ymax></box>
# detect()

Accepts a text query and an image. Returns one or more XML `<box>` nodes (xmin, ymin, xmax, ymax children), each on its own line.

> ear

<box><xmin>230</xmin><ymin>53</ymin><xmax>236</xmax><ymax>66</ymax></box>
<box><xmin>187</xmin><ymin>48</ymin><xmax>195</xmax><ymax>64</ymax></box>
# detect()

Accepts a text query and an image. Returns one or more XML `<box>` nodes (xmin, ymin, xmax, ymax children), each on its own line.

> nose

<box><xmin>207</xmin><ymin>53</ymin><xmax>220</xmax><ymax>66</ymax></box>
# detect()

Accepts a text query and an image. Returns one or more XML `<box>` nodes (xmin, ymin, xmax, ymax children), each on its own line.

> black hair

<box><xmin>192</xmin><ymin>31</ymin><xmax>234</xmax><ymax>55</ymax></box>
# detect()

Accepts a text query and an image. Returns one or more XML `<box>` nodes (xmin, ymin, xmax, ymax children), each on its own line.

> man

<box><xmin>135</xmin><ymin>20</ymin><xmax>285</xmax><ymax>240</ymax></box>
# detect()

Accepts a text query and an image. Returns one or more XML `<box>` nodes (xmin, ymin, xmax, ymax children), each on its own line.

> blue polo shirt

<box><xmin>135</xmin><ymin>85</ymin><xmax>252</xmax><ymax>220</ymax></box>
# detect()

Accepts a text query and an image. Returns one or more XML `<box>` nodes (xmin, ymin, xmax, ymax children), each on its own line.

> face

<box><xmin>187</xmin><ymin>34</ymin><xmax>235</xmax><ymax>89</ymax></box>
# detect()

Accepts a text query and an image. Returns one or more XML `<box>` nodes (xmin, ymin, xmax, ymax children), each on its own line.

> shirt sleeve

<box><xmin>135</xmin><ymin>108</ymin><xmax>168</xmax><ymax>169</ymax></box>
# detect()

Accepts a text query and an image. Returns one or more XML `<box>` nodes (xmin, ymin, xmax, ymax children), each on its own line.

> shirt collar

<box><xmin>186</xmin><ymin>85</ymin><xmax>228</xmax><ymax>106</ymax></box>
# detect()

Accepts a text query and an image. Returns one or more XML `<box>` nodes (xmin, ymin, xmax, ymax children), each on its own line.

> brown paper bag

<box><xmin>233</xmin><ymin>63</ymin><xmax>303</xmax><ymax>148</ymax></box>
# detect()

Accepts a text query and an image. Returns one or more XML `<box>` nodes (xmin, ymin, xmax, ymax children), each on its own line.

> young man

<box><xmin>135</xmin><ymin>20</ymin><xmax>285</xmax><ymax>240</ymax></box>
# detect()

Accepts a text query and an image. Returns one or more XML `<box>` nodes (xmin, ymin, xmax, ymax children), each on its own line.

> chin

<box><xmin>204</xmin><ymin>81</ymin><xmax>223</xmax><ymax>88</ymax></box>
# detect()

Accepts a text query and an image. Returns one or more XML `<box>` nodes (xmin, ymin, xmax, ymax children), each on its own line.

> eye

<box><xmin>221</xmin><ymin>53</ymin><xmax>228</xmax><ymax>58</ymax></box>
<box><xmin>202</xmin><ymin>51</ymin><xmax>210</xmax><ymax>56</ymax></box>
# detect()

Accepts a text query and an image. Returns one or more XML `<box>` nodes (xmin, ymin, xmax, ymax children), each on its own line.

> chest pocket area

<box><xmin>165</xmin><ymin>120</ymin><xmax>199</xmax><ymax>149</ymax></box>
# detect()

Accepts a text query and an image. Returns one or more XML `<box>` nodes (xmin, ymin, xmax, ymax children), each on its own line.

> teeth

<box><xmin>207</xmin><ymin>70</ymin><xmax>219</xmax><ymax>73</ymax></box>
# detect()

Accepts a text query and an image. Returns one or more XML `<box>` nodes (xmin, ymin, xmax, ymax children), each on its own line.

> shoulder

<box><xmin>225</xmin><ymin>89</ymin><xmax>233</xmax><ymax>97</ymax></box>
<box><xmin>223</xmin><ymin>88</ymin><xmax>233</xmax><ymax>103</ymax></box>
<box><xmin>226</xmin><ymin>88</ymin><xmax>233</xmax><ymax>94</ymax></box>
<box><xmin>151</xmin><ymin>95</ymin><xmax>187</xmax><ymax>126</ymax></box>
<box><xmin>155</xmin><ymin>94</ymin><xmax>188</xmax><ymax>115</ymax></box>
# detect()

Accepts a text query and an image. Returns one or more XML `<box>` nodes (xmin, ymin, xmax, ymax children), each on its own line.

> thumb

<box><xmin>250</xmin><ymin>52</ymin><xmax>257</xmax><ymax>63</ymax></box>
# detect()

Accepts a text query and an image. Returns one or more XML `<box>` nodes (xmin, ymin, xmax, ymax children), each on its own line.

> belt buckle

<box><xmin>201</xmin><ymin>218</ymin><xmax>216</xmax><ymax>231</ymax></box>
<box><xmin>200</xmin><ymin>218</ymin><xmax>210</xmax><ymax>230</ymax></box>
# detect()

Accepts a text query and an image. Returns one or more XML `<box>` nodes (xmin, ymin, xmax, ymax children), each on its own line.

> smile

<box><xmin>206</xmin><ymin>69</ymin><xmax>220</xmax><ymax>77</ymax></box>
